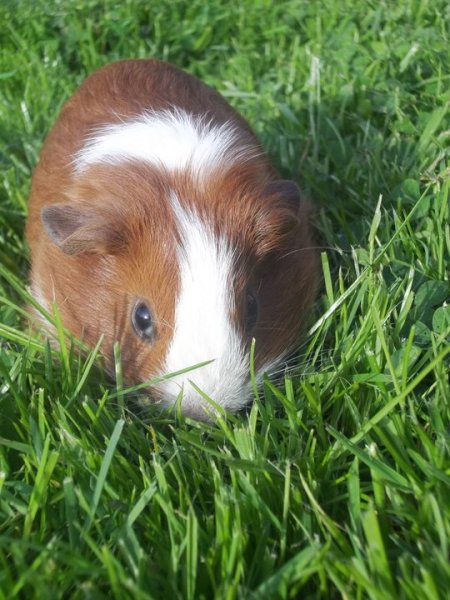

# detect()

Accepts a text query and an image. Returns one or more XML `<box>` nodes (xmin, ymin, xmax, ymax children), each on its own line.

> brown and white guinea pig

<box><xmin>26</xmin><ymin>59</ymin><xmax>319</xmax><ymax>420</ymax></box>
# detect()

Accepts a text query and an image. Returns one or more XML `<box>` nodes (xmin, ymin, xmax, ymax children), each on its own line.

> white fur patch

<box><xmin>29</xmin><ymin>279</ymin><xmax>57</xmax><ymax>337</ymax></box>
<box><xmin>30</xmin><ymin>282</ymin><xmax>50</xmax><ymax>314</ymax></box>
<box><xmin>74</xmin><ymin>108</ymin><xmax>256</xmax><ymax>176</ymax></box>
<box><xmin>154</xmin><ymin>194</ymin><xmax>249</xmax><ymax>418</ymax></box>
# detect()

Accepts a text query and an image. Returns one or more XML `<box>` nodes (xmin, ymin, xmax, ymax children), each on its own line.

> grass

<box><xmin>0</xmin><ymin>0</ymin><xmax>449</xmax><ymax>597</ymax></box>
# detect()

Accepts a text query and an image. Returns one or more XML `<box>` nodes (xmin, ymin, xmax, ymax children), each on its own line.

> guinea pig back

<box><xmin>26</xmin><ymin>59</ymin><xmax>319</xmax><ymax>419</ymax></box>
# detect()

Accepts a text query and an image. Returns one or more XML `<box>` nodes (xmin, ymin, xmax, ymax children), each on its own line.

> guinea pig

<box><xmin>26</xmin><ymin>59</ymin><xmax>319</xmax><ymax>420</ymax></box>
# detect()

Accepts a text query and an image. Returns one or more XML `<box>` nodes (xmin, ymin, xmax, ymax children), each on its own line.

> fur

<box><xmin>26</xmin><ymin>59</ymin><xmax>319</xmax><ymax>419</ymax></box>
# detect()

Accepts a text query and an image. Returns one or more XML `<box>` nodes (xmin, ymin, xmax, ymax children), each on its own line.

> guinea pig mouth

<box><xmin>141</xmin><ymin>370</ymin><xmax>254</xmax><ymax>421</ymax></box>
<box><xmin>133</xmin><ymin>386</ymin><xmax>218</xmax><ymax>421</ymax></box>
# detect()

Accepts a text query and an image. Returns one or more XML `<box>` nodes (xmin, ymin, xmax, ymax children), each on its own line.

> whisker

<box><xmin>153</xmin><ymin>316</ymin><xmax>175</xmax><ymax>332</ymax></box>
<box><xmin>278</xmin><ymin>245</ymin><xmax>346</xmax><ymax>261</ymax></box>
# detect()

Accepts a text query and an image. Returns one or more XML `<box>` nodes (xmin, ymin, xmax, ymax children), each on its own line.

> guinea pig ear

<box><xmin>263</xmin><ymin>180</ymin><xmax>301</xmax><ymax>214</ymax></box>
<box><xmin>41</xmin><ymin>203</ymin><xmax>124</xmax><ymax>255</ymax></box>
<box><xmin>254</xmin><ymin>180</ymin><xmax>302</xmax><ymax>256</ymax></box>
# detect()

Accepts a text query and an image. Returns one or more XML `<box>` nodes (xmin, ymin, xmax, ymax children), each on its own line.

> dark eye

<box><xmin>132</xmin><ymin>301</ymin><xmax>155</xmax><ymax>341</ymax></box>
<box><xmin>245</xmin><ymin>291</ymin><xmax>258</xmax><ymax>333</ymax></box>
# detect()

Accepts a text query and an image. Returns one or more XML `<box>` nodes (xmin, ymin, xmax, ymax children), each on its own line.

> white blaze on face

<box><xmin>155</xmin><ymin>195</ymin><xmax>249</xmax><ymax>418</ymax></box>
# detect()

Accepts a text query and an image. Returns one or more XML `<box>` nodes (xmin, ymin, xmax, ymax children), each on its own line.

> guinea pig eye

<box><xmin>132</xmin><ymin>302</ymin><xmax>155</xmax><ymax>342</ymax></box>
<box><xmin>245</xmin><ymin>291</ymin><xmax>258</xmax><ymax>333</ymax></box>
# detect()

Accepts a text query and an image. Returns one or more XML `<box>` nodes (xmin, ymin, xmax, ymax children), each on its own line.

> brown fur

<box><xmin>27</xmin><ymin>59</ymin><xmax>319</xmax><ymax>401</ymax></box>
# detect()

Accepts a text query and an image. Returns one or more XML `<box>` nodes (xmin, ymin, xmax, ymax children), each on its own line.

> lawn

<box><xmin>0</xmin><ymin>0</ymin><xmax>449</xmax><ymax>598</ymax></box>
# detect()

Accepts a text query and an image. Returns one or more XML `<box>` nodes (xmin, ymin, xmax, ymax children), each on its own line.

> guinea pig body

<box><xmin>27</xmin><ymin>59</ymin><xmax>319</xmax><ymax>419</ymax></box>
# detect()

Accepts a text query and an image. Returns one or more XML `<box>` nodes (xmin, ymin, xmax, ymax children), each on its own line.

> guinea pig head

<box><xmin>36</xmin><ymin>165</ymin><xmax>318</xmax><ymax>419</ymax></box>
